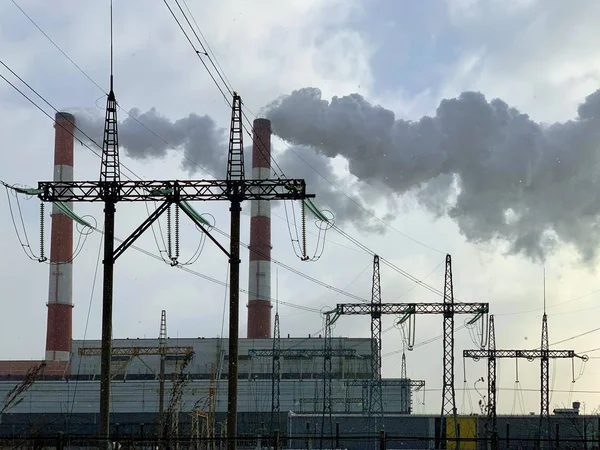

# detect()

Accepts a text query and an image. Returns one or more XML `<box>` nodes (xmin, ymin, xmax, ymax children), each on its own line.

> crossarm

<box><xmin>463</xmin><ymin>349</ymin><xmax>583</xmax><ymax>360</ymax></box>
<box><xmin>337</xmin><ymin>302</ymin><xmax>489</xmax><ymax>315</ymax></box>
<box><xmin>38</xmin><ymin>179</ymin><xmax>313</xmax><ymax>202</ymax></box>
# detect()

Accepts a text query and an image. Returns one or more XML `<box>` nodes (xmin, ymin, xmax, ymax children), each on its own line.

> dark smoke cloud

<box><xmin>264</xmin><ymin>87</ymin><xmax>600</xmax><ymax>262</ymax></box>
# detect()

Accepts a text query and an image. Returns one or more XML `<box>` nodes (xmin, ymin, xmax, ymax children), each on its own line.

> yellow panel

<box><xmin>446</xmin><ymin>416</ymin><xmax>477</xmax><ymax>450</ymax></box>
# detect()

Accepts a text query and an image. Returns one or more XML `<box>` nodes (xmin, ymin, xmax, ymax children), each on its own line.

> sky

<box><xmin>2</xmin><ymin>0</ymin><xmax>600</xmax><ymax>415</ymax></box>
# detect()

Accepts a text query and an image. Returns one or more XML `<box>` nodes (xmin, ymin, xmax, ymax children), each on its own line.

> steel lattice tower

<box><xmin>99</xmin><ymin>78</ymin><xmax>120</xmax><ymax>185</ymax></box>
<box><xmin>540</xmin><ymin>310</ymin><xmax>550</xmax><ymax>446</ymax></box>
<box><xmin>270</xmin><ymin>307</ymin><xmax>281</xmax><ymax>431</ymax></box>
<box><xmin>540</xmin><ymin>314</ymin><xmax>549</xmax><ymax>417</ymax></box>
<box><xmin>370</xmin><ymin>255</ymin><xmax>383</xmax><ymax>419</ymax></box>
<box><xmin>441</xmin><ymin>254</ymin><xmax>457</xmax><ymax>417</ymax></box>
<box><xmin>487</xmin><ymin>315</ymin><xmax>498</xmax><ymax>450</ymax></box>
<box><xmin>464</xmin><ymin>310</ymin><xmax>588</xmax><ymax>450</ymax></box>
<box><xmin>226</xmin><ymin>94</ymin><xmax>244</xmax><ymax>183</ymax></box>
<box><xmin>158</xmin><ymin>310</ymin><xmax>167</xmax><ymax>436</ymax></box>
<box><xmin>401</xmin><ymin>351</ymin><xmax>407</xmax><ymax>379</ymax></box>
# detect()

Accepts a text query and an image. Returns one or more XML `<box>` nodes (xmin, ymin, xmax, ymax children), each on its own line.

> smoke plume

<box><xmin>264</xmin><ymin>87</ymin><xmax>600</xmax><ymax>262</ymax></box>
<box><xmin>73</xmin><ymin>87</ymin><xmax>600</xmax><ymax>262</ymax></box>
<box><xmin>72</xmin><ymin>106</ymin><xmax>375</xmax><ymax>227</ymax></box>
<box><xmin>74</xmin><ymin>107</ymin><xmax>229</xmax><ymax>177</ymax></box>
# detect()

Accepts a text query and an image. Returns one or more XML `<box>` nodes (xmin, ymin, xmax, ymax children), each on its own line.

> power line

<box><xmin>160</xmin><ymin>0</ymin><xmax>447</xmax><ymax>256</ymax></box>
<box><xmin>179</xmin><ymin>0</ymin><xmax>234</xmax><ymax>91</ymax></box>
<box><xmin>0</xmin><ymin>63</ymin><xmax>369</xmax><ymax>305</ymax></box>
<box><xmin>9</xmin><ymin>3</ymin><xmax>450</xmax><ymax>300</ymax></box>
<box><xmin>173</xmin><ymin>0</ymin><xmax>232</xmax><ymax>96</ymax></box>
<box><xmin>161</xmin><ymin>0</ymin><xmax>231</xmax><ymax>106</ymax></box>
<box><xmin>7</xmin><ymin>4</ymin><xmax>353</xmax><ymax>257</ymax></box>
<box><xmin>550</xmin><ymin>326</ymin><xmax>600</xmax><ymax>347</ymax></box>
<box><xmin>496</xmin><ymin>287</ymin><xmax>600</xmax><ymax>317</ymax></box>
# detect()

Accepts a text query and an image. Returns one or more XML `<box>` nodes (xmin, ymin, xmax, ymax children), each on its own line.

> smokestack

<box><xmin>247</xmin><ymin>118</ymin><xmax>273</xmax><ymax>339</ymax></box>
<box><xmin>45</xmin><ymin>112</ymin><xmax>75</xmax><ymax>361</ymax></box>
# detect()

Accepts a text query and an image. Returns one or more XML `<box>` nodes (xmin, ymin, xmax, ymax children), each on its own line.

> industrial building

<box><xmin>0</xmin><ymin>335</ymin><xmax>415</xmax><ymax>437</ymax></box>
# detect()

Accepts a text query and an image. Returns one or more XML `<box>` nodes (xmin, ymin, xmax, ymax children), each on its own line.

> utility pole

<box><xmin>327</xmin><ymin>254</ymin><xmax>488</xmax><ymax>431</ymax></box>
<box><xmin>36</xmin><ymin>90</ymin><xmax>313</xmax><ymax>450</ymax></box>
<box><xmin>463</xmin><ymin>314</ymin><xmax>588</xmax><ymax>449</ymax></box>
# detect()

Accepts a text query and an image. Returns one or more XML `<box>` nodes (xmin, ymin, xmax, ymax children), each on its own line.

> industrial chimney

<box><xmin>247</xmin><ymin>118</ymin><xmax>272</xmax><ymax>339</ymax></box>
<box><xmin>45</xmin><ymin>112</ymin><xmax>75</xmax><ymax>361</ymax></box>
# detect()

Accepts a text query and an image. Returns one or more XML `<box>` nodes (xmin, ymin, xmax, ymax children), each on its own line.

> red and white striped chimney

<box><xmin>45</xmin><ymin>112</ymin><xmax>75</xmax><ymax>361</ymax></box>
<box><xmin>247</xmin><ymin>118</ymin><xmax>272</xmax><ymax>339</ymax></box>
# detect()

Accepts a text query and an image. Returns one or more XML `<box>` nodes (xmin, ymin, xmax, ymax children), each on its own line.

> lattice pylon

<box><xmin>539</xmin><ymin>312</ymin><xmax>550</xmax><ymax>448</ymax></box>
<box><xmin>487</xmin><ymin>315</ymin><xmax>498</xmax><ymax>450</ymax></box>
<box><xmin>226</xmin><ymin>93</ymin><xmax>244</xmax><ymax>183</ymax></box>
<box><xmin>99</xmin><ymin>81</ymin><xmax>120</xmax><ymax>185</ymax></box>
<box><xmin>369</xmin><ymin>255</ymin><xmax>383</xmax><ymax>432</ymax></box>
<box><xmin>270</xmin><ymin>309</ymin><xmax>281</xmax><ymax>431</ymax></box>
<box><xmin>441</xmin><ymin>254</ymin><xmax>457</xmax><ymax>417</ymax></box>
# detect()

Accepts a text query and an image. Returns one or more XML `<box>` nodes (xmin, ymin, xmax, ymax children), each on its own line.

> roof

<box><xmin>0</xmin><ymin>360</ymin><xmax>69</xmax><ymax>377</ymax></box>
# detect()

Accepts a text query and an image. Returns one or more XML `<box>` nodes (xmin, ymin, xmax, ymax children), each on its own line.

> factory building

<box><xmin>0</xmin><ymin>336</ymin><xmax>415</xmax><ymax>437</ymax></box>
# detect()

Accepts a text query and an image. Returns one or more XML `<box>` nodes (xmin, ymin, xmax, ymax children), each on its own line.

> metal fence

<box><xmin>1</xmin><ymin>432</ymin><xmax>599</xmax><ymax>450</ymax></box>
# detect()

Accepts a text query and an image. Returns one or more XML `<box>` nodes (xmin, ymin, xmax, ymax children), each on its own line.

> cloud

<box><xmin>263</xmin><ymin>87</ymin><xmax>600</xmax><ymax>263</ymax></box>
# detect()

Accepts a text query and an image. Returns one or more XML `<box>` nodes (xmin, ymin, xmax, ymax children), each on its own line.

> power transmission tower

<box><xmin>327</xmin><ymin>254</ymin><xmax>488</xmax><ymax>428</ymax></box>
<box><xmin>400</xmin><ymin>351</ymin><xmax>426</xmax><ymax>414</ymax></box>
<box><xmin>369</xmin><ymin>255</ymin><xmax>383</xmax><ymax>432</ymax></box>
<box><xmin>540</xmin><ymin>276</ymin><xmax>550</xmax><ymax>447</ymax></box>
<box><xmin>441</xmin><ymin>255</ymin><xmax>456</xmax><ymax>420</ymax></box>
<box><xmin>364</xmin><ymin>254</ymin><xmax>382</xmax><ymax>444</ymax></box>
<box><xmin>487</xmin><ymin>314</ymin><xmax>497</xmax><ymax>450</ymax></box>
<box><xmin>401</xmin><ymin>351</ymin><xmax>407</xmax><ymax>380</ymax></box>
<box><xmin>270</xmin><ymin>305</ymin><xmax>280</xmax><ymax>432</ymax></box>
<box><xmin>463</xmin><ymin>314</ymin><xmax>588</xmax><ymax>449</ymax></box>
<box><xmin>159</xmin><ymin>310</ymin><xmax>167</xmax><ymax>437</ymax></box>
<box><xmin>36</xmin><ymin>87</ymin><xmax>312</xmax><ymax>450</ymax></box>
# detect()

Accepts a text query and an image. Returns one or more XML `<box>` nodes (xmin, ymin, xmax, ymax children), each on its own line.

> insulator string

<box><xmin>38</xmin><ymin>201</ymin><xmax>46</xmax><ymax>262</ymax></box>
<box><xmin>172</xmin><ymin>204</ymin><xmax>180</xmax><ymax>266</ymax></box>
<box><xmin>301</xmin><ymin>200</ymin><xmax>308</xmax><ymax>261</ymax></box>
<box><xmin>167</xmin><ymin>203</ymin><xmax>172</xmax><ymax>260</ymax></box>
